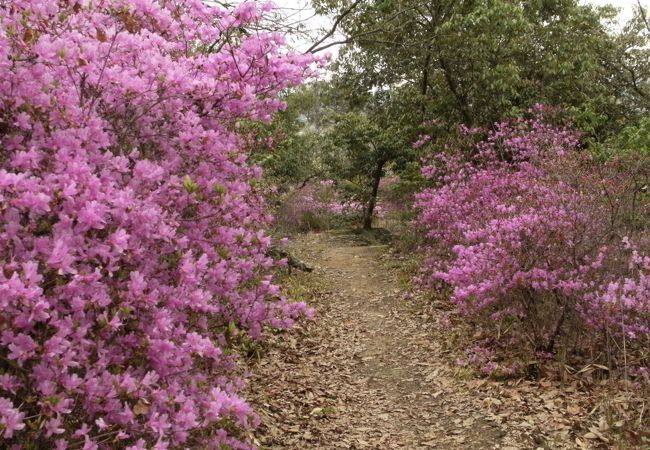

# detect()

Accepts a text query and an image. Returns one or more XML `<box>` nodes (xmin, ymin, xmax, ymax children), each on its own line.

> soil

<box><xmin>245</xmin><ymin>232</ymin><xmax>633</xmax><ymax>450</ymax></box>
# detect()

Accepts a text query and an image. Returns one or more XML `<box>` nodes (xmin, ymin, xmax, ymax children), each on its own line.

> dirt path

<box><xmin>246</xmin><ymin>232</ymin><xmax>606</xmax><ymax>450</ymax></box>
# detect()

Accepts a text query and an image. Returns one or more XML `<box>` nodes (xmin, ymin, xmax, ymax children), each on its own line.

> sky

<box><xmin>267</xmin><ymin>0</ymin><xmax>642</xmax><ymax>56</ymax></box>
<box><xmin>585</xmin><ymin>0</ymin><xmax>636</xmax><ymax>18</ymax></box>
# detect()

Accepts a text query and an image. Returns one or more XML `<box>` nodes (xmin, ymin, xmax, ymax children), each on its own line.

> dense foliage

<box><xmin>260</xmin><ymin>82</ymin><xmax>418</xmax><ymax>230</ymax></box>
<box><xmin>415</xmin><ymin>107</ymin><xmax>650</xmax><ymax>373</ymax></box>
<box><xmin>317</xmin><ymin>0</ymin><xmax>650</xmax><ymax>133</ymax></box>
<box><xmin>0</xmin><ymin>0</ymin><xmax>317</xmax><ymax>447</ymax></box>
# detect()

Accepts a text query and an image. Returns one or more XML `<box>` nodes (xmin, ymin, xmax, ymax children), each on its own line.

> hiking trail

<box><xmin>247</xmin><ymin>232</ymin><xmax>593</xmax><ymax>450</ymax></box>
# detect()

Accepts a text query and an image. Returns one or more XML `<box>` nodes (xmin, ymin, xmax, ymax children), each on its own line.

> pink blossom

<box><xmin>0</xmin><ymin>398</ymin><xmax>25</xmax><ymax>438</ymax></box>
<box><xmin>415</xmin><ymin>110</ymin><xmax>650</xmax><ymax>359</ymax></box>
<box><xmin>0</xmin><ymin>0</ymin><xmax>316</xmax><ymax>447</ymax></box>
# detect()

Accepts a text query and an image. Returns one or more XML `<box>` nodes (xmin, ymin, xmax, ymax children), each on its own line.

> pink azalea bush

<box><xmin>275</xmin><ymin>180</ymin><xmax>365</xmax><ymax>232</ymax></box>
<box><xmin>0</xmin><ymin>0</ymin><xmax>318</xmax><ymax>447</ymax></box>
<box><xmin>376</xmin><ymin>176</ymin><xmax>410</xmax><ymax>219</ymax></box>
<box><xmin>415</xmin><ymin>107</ymin><xmax>650</xmax><ymax>370</ymax></box>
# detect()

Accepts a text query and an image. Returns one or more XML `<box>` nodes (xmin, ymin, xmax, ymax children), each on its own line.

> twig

<box><xmin>305</xmin><ymin>0</ymin><xmax>364</xmax><ymax>54</ymax></box>
<box><xmin>637</xmin><ymin>0</ymin><xmax>650</xmax><ymax>34</ymax></box>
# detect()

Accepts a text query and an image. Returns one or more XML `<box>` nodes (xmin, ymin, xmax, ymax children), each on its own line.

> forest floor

<box><xmin>245</xmin><ymin>231</ymin><xmax>638</xmax><ymax>450</ymax></box>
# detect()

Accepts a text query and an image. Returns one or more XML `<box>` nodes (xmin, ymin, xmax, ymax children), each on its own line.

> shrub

<box><xmin>274</xmin><ymin>180</ymin><xmax>365</xmax><ymax>232</ymax></box>
<box><xmin>415</xmin><ymin>106</ymin><xmax>650</xmax><ymax>372</ymax></box>
<box><xmin>0</xmin><ymin>0</ymin><xmax>317</xmax><ymax>447</ymax></box>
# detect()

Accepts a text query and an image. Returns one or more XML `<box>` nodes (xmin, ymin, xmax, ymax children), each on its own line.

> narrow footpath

<box><xmin>246</xmin><ymin>232</ymin><xmax>608</xmax><ymax>450</ymax></box>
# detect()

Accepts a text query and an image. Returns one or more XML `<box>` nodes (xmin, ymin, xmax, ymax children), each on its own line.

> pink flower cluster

<box><xmin>0</xmin><ymin>0</ymin><xmax>317</xmax><ymax>448</ymax></box>
<box><xmin>582</xmin><ymin>239</ymin><xmax>650</xmax><ymax>340</ymax></box>
<box><xmin>276</xmin><ymin>181</ymin><xmax>366</xmax><ymax>231</ymax></box>
<box><xmin>415</xmin><ymin>108</ymin><xmax>650</xmax><ymax>356</ymax></box>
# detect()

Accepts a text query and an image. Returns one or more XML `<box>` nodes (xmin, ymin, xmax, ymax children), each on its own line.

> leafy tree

<box><xmin>254</xmin><ymin>84</ymin><xmax>330</xmax><ymax>189</ymax></box>
<box><xmin>315</xmin><ymin>0</ymin><xmax>649</xmax><ymax>137</ymax></box>
<box><xmin>324</xmin><ymin>87</ymin><xmax>417</xmax><ymax>229</ymax></box>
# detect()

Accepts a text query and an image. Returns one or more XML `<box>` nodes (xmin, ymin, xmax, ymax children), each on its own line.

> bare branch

<box><xmin>305</xmin><ymin>0</ymin><xmax>364</xmax><ymax>54</ymax></box>
<box><xmin>307</xmin><ymin>5</ymin><xmax>418</xmax><ymax>54</ymax></box>
<box><xmin>637</xmin><ymin>0</ymin><xmax>650</xmax><ymax>34</ymax></box>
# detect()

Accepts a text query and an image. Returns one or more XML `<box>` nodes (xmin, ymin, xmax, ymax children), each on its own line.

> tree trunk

<box><xmin>363</xmin><ymin>160</ymin><xmax>385</xmax><ymax>230</ymax></box>
<box><xmin>438</xmin><ymin>57</ymin><xmax>472</xmax><ymax>125</ymax></box>
<box><xmin>421</xmin><ymin>50</ymin><xmax>432</xmax><ymax>118</ymax></box>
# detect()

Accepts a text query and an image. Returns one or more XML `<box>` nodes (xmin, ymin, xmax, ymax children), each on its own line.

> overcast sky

<box><xmin>586</xmin><ymin>0</ymin><xmax>636</xmax><ymax>16</ymax></box>
<box><xmin>267</xmin><ymin>0</ymin><xmax>642</xmax><ymax>55</ymax></box>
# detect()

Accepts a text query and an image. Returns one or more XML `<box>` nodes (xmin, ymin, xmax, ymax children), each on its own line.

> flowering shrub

<box><xmin>0</xmin><ymin>0</ymin><xmax>317</xmax><ymax>447</ymax></box>
<box><xmin>415</xmin><ymin>107</ymin><xmax>650</xmax><ymax>369</ymax></box>
<box><xmin>275</xmin><ymin>181</ymin><xmax>365</xmax><ymax>232</ymax></box>
<box><xmin>582</xmin><ymin>239</ymin><xmax>650</xmax><ymax>340</ymax></box>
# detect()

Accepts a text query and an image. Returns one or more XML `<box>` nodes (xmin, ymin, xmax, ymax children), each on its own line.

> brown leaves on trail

<box><xmin>245</xmin><ymin>232</ymin><xmax>647</xmax><ymax>450</ymax></box>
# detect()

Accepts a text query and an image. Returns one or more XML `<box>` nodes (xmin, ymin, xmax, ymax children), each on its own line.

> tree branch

<box><xmin>637</xmin><ymin>0</ymin><xmax>650</xmax><ymax>34</ymax></box>
<box><xmin>438</xmin><ymin>57</ymin><xmax>472</xmax><ymax>125</ymax></box>
<box><xmin>307</xmin><ymin>4</ymin><xmax>420</xmax><ymax>54</ymax></box>
<box><xmin>305</xmin><ymin>0</ymin><xmax>364</xmax><ymax>54</ymax></box>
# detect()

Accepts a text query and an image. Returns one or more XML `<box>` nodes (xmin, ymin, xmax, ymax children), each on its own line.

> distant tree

<box><xmin>253</xmin><ymin>84</ymin><xmax>331</xmax><ymax>189</ymax></box>
<box><xmin>324</xmin><ymin>87</ymin><xmax>417</xmax><ymax>229</ymax></box>
<box><xmin>314</xmin><ymin>0</ymin><xmax>650</xmax><ymax>137</ymax></box>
